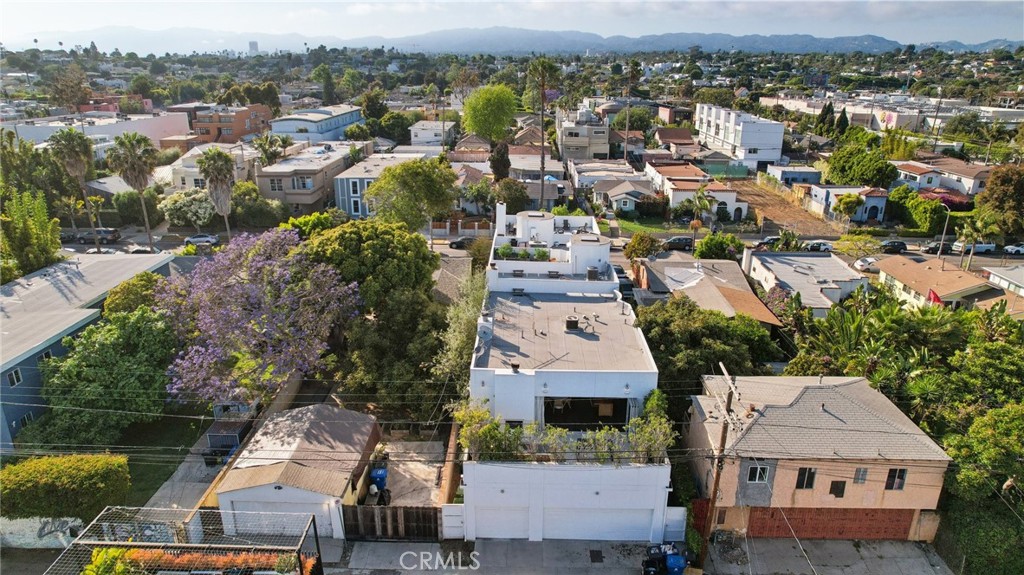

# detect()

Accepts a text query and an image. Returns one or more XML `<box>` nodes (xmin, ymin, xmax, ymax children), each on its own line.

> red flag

<box><xmin>927</xmin><ymin>289</ymin><xmax>943</xmax><ymax>306</ymax></box>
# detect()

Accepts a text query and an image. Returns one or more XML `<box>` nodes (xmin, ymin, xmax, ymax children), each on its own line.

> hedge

<box><xmin>0</xmin><ymin>454</ymin><xmax>130</xmax><ymax>523</ymax></box>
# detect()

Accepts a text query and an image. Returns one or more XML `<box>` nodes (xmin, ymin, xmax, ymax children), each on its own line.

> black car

<box><xmin>922</xmin><ymin>241</ymin><xmax>952</xmax><ymax>255</ymax></box>
<box><xmin>662</xmin><ymin>236</ymin><xmax>693</xmax><ymax>251</ymax></box>
<box><xmin>754</xmin><ymin>236</ymin><xmax>780</xmax><ymax>249</ymax></box>
<box><xmin>880</xmin><ymin>240</ymin><xmax>908</xmax><ymax>254</ymax></box>
<box><xmin>77</xmin><ymin>227</ymin><xmax>121</xmax><ymax>244</ymax></box>
<box><xmin>449</xmin><ymin>236</ymin><xmax>474</xmax><ymax>249</ymax></box>
<box><xmin>59</xmin><ymin>230</ymin><xmax>77</xmax><ymax>243</ymax></box>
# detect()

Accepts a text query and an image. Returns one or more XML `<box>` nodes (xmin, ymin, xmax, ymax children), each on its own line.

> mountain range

<box><xmin>10</xmin><ymin>26</ymin><xmax>1022</xmax><ymax>56</ymax></box>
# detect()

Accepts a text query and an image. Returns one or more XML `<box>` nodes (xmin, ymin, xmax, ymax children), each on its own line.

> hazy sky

<box><xmin>2</xmin><ymin>1</ymin><xmax>1022</xmax><ymax>48</ymax></box>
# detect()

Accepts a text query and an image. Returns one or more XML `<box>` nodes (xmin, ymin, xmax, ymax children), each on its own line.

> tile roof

<box><xmin>695</xmin><ymin>376</ymin><xmax>950</xmax><ymax>461</ymax></box>
<box><xmin>876</xmin><ymin>255</ymin><xmax>989</xmax><ymax>298</ymax></box>
<box><xmin>897</xmin><ymin>162</ymin><xmax>939</xmax><ymax>176</ymax></box>
<box><xmin>218</xmin><ymin>404</ymin><xmax>380</xmax><ymax>497</ymax></box>
<box><xmin>655</xmin><ymin>128</ymin><xmax>694</xmax><ymax>144</ymax></box>
<box><xmin>650</xmin><ymin>163</ymin><xmax>709</xmax><ymax>179</ymax></box>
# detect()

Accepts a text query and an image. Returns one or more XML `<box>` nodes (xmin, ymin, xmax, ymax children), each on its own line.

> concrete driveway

<box><xmin>708</xmin><ymin>538</ymin><xmax>953</xmax><ymax>575</ymax></box>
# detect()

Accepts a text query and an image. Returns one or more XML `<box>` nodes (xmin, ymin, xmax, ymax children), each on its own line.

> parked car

<box><xmin>77</xmin><ymin>227</ymin><xmax>121</xmax><ymax>244</ymax></box>
<box><xmin>184</xmin><ymin>233</ymin><xmax>220</xmax><ymax>246</ymax></box>
<box><xmin>126</xmin><ymin>245</ymin><xmax>163</xmax><ymax>254</ymax></box>
<box><xmin>853</xmin><ymin>257</ymin><xmax>880</xmax><ymax>273</ymax></box>
<box><xmin>802</xmin><ymin>240</ymin><xmax>832</xmax><ymax>252</ymax></box>
<box><xmin>662</xmin><ymin>236</ymin><xmax>693</xmax><ymax>251</ymax></box>
<box><xmin>952</xmin><ymin>240</ymin><xmax>996</xmax><ymax>254</ymax></box>
<box><xmin>753</xmin><ymin>236</ymin><xmax>780</xmax><ymax>249</ymax></box>
<box><xmin>612</xmin><ymin>264</ymin><xmax>628</xmax><ymax>280</ymax></box>
<box><xmin>449</xmin><ymin>236</ymin><xmax>474</xmax><ymax>249</ymax></box>
<box><xmin>59</xmin><ymin>230</ymin><xmax>77</xmax><ymax>243</ymax></box>
<box><xmin>1003</xmin><ymin>242</ymin><xmax>1024</xmax><ymax>255</ymax></box>
<box><xmin>922</xmin><ymin>241</ymin><xmax>953</xmax><ymax>255</ymax></box>
<box><xmin>879</xmin><ymin>240</ymin><xmax>908</xmax><ymax>254</ymax></box>
<box><xmin>85</xmin><ymin>247</ymin><xmax>121</xmax><ymax>255</ymax></box>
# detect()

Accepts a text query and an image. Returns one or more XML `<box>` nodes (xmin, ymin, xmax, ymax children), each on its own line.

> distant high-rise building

<box><xmin>248</xmin><ymin>41</ymin><xmax>259</xmax><ymax>56</ymax></box>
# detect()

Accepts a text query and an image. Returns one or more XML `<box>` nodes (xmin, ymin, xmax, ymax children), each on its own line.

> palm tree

<box><xmin>53</xmin><ymin>196</ymin><xmax>85</xmax><ymax>235</ymax></box>
<box><xmin>622</xmin><ymin>59</ymin><xmax>643</xmax><ymax>160</ymax></box>
<box><xmin>107</xmin><ymin>132</ymin><xmax>158</xmax><ymax>251</ymax></box>
<box><xmin>278</xmin><ymin>135</ymin><xmax>294</xmax><ymax>158</ymax></box>
<box><xmin>252</xmin><ymin>133</ymin><xmax>283</xmax><ymax>166</ymax></box>
<box><xmin>527</xmin><ymin>57</ymin><xmax>560</xmax><ymax>210</ymax></box>
<box><xmin>48</xmin><ymin>128</ymin><xmax>100</xmax><ymax>252</ymax></box>
<box><xmin>957</xmin><ymin>213</ymin><xmax>1001</xmax><ymax>270</ymax></box>
<box><xmin>88</xmin><ymin>195</ymin><xmax>107</xmax><ymax>227</ymax></box>
<box><xmin>690</xmin><ymin>185</ymin><xmax>713</xmax><ymax>244</ymax></box>
<box><xmin>980</xmin><ymin>120</ymin><xmax>1007</xmax><ymax>164</ymax></box>
<box><xmin>196</xmin><ymin>147</ymin><xmax>235</xmax><ymax>240</ymax></box>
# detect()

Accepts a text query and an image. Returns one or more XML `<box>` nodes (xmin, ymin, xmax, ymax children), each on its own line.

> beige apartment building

<box><xmin>688</xmin><ymin>376</ymin><xmax>949</xmax><ymax>542</ymax></box>
<box><xmin>255</xmin><ymin>141</ymin><xmax>373</xmax><ymax>215</ymax></box>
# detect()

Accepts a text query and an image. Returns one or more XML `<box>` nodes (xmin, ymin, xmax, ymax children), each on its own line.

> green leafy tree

<box><xmin>49</xmin><ymin>63</ymin><xmax>90</xmax><ymax>114</ymax></box>
<box><xmin>365</xmin><ymin>157</ymin><xmax>458</xmax><ymax>234</ymax></box>
<box><xmin>976</xmin><ymin>164</ymin><xmax>1024</xmax><ymax>236</ymax></box>
<box><xmin>833</xmin><ymin>193</ymin><xmax>865</xmax><ymax>220</ymax></box>
<box><xmin>693</xmin><ymin>232</ymin><xmax>744</xmax><ymax>260</ymax></box>
<box><xmin>278</xmin><ymin>209</ymin><xmax>348</xmax><ymax>239</ymax></box>
<box><xmin>0</xmin><ymin>190</ymin><xmax>61</xmax><ymax>281</ymax></box>
<box><xmin>834</xmin><ymin>233</ymin><xmax>881</xmax><ymax>258</ymax></box>
<box><xmin>432</xmin><ymin>273</ymin><xmax>487</xmax><ymax>393</ymax></box>
<box><xmin>462</xmin><ymin>180</ymin><xmax>494</xmax><ymax>214</ymax></box>
<box><xmin>48</xmin><ymin>128</ymin><xmax>101</xmax><ymax>252</ymax></box>
<box><xmin>463</xmin><ymin>84</ymin><xmax>517</xmax><ymax>146</ymax></box>
<box><xmin>158</xmin><ymin>188</ymin><xmax>215</xmax><ymax>232</ymax></box>
<box><xmin>358</xmin><ymin>88</ymin><xmax>389</xmax><ymax>121</ymax></box>
<box><xmin>692</xmin><ymin>87</ymin><xmax>735</xmax><ymax>108</ymax></box>
<box><xmin>493</xmin><ymin>178</ymin><xmax>530</xmax><ymax>213</ymax></box>
<box><xmin>112</xmin><ymin>187</ymin><xmax>163</xmax><ymax>228</ymax></box>
<box><xmin>635</xmin><ymin>296</ymin><xmax>781</xmax><ymax>419</ymax></box>
<box><xmin>489</xmin><ymin>140</ymin><xmax>511</xmax><ymax>182</ymax></box>
<box><xmin>18</xmin><ymin>307</ymin><xmax>177</xmax><ymax>446</ymax></box>
<box><xmin>943</xmin><ymin>111</ymin><xmax>982</xmax><ymax>138</ymax></box>
<box><xmin>826</xmin><ymin>146</ymin><xmax>898</xmax><ymax>188</ymax></box>
<box><xmin>107</xmin><ymin>132</ymin><xmax>158</xmax><ymax>250</ymax></box>
<box><xmin>104</xmin><ymin>271</ymin><xmax>161</xmax><ymax>316</ymax></box>
<box><xmin>834</xmin><ymin>108</ymin><xmax>850</xmax><ymax>137</ymax></box>
<box><xmin>611</xmin><ymin>106</ymin><xmax>653</xmax><ymax>133</ymax></box>
<box><xmin>344</xmin><ymin>123</ymin><xmax>371</xmax><ymax>141</ymax></box>
<box><xmin>230</xmin><ymin>181</ymin><xmax>288</xmax><ymax>228</ymax></box>
<box><xmin>379</xmin><ymin>111</ymin><xmax>414</xmax><ymax>144</ymax></box>
<box><xmin>946</xmin><ymin>403</ymin><xmax>1024</xmax><ymax>507</ymax></box>
<box><xmin>624</xmin><ymin>231</ymin><xmax>660</xmax><ymax>262</ymax></box>
<box><xmin>53</xmin><ymin>195</ymin><xmax>85</xmax><ymax>235</ymax></box>
<box><xmin>196</xmin><ymin>147</ymin><xmax>235</xmax><ymax>240</ymax></box>
<box><xmin>0</xmin><ymin>454</ymin><xmax>130</xmax><ymax>523</ymax></box>
<box><xmin>303</xmin><ymin>219</ymin><xmax>439</xmax><ymax>312</ymax></box>
<box><xmin>310</xmin><ymin>63</ymin><xmax>337</xmax><ymax>105</ymax></box>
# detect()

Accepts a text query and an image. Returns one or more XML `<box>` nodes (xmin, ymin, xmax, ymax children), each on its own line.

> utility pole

<box><xmin>931</xmin><ymin>87</ymin><xmax>943</xmax><ymax>151</ymax></box>
<box><xmin>699</xmin><ymin>365</ymin><xmax>736</xmax><ymax>568</ymax></box>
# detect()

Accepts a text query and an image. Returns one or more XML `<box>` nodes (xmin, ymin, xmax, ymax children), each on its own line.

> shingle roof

<box><xmin>217</xmin><ymin>404</ymin><xmax>380</xmax><ymax>497</ymax></box>
<box><xmin>897</xmin><ymin>162</ymin><xmax>939</xmax><ymax>176</ymax></box>
<box><xmin>695</xmin><ymin>376</ymin><xmax>950</xmax><ymax>461</ymax></box>
<box><xmin>876</xmin><ymin>255</ymin><xmax>989</xmax><ymax>298</ymax></box>
<box><xmin>655</xmin><ymin>128</ymin><xmax>694</xmax><ymax>144</ymax></box>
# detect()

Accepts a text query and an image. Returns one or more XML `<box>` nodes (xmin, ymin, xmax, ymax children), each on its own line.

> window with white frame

<box><xmin>293</xmin><ymin>176</ymin><xmax>313</xmax><ymax>190</ymax></box>
<box><xmin>747</xmin><ymin>462</ymin><xmax>769</xmax><ymax>483</ymax></box>
<box><xmin>38</xmin><ymin>350</ymin><xmax>52</xmax><ymax>362</ymax></box>
<box><xmin>350</xmin><ymin>180</ymin><xmax>359</xmax><ymax>195</ymax></box>
<box><xmin>193</xmin><ymin>178</ymin><xmax>206</xmax><ymax>188</ymax></box>
<box><xmin>351</xmin><ymin>198</ymin><xmax>361</xmax><ymax>214</ymax></box>
<box><xmin>854</xmin><ymin>468</ymin><xmax>868</xmax><ymax>484</ymax></box>
<box><xmin>7</xmin><ymin>369</ymin><xmax>22</xmax><ymax>387</ymax></box>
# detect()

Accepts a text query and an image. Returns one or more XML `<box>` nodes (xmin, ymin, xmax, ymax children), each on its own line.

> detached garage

<box><xmin>216</xmin><ymin>404</ymin><xmax>381</xmax><ymax>540</ymax></box>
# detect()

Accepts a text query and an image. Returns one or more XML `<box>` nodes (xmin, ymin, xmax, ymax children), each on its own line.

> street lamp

<box><xmin>936</xmin><ymin>203</ymin><xmax>951</xmax><ymax>261</ymax></box>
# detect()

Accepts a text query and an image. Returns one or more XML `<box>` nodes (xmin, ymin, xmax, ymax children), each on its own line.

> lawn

<box><xmin>614</xmin><ymin>217</ymin><xmax>692</xmax><ymax>235</ymax></box>
<box><xmin>120</xmin><ymin>406</ymin><xmax>210</xmax><ymax>506</ymax></box>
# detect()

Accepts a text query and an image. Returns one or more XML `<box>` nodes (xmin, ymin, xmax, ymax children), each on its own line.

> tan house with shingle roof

<box><xmin>687</xmin><ymin>376</ymin><xmax>950</xmax><ymax>541</ymax></box>
<box><xmin>216</xmin><ymin>404</ymin><xmax>381</xmax><ymax>539</ymax></box>
<box><xmin>877</xmin><ymin>255</ymin><xmax>993</xmax><ymax>310</ymax></box>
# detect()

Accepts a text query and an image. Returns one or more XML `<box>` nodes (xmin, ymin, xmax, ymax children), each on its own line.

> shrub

<box><xmin>533</xmin><ymin>248</ymin><xmax>549</xmax><ymax>261</ymax></box>
<box><xmin>496</xmin><ymin>243</ymin><xmax>515</xmax><ymax>259</ymax></box>
<box><xmin>112</xmin><ymin>188</ymin><xmax>164</xmax><ymax>227</ymax></box>
<box><xmin>518</xmin><ymin>249</ymin><xmax>531</xmax><ymax>259</ymax></box>
<box><xmin>0</xmin><ymin>454</ymin><xmax>130</xmax><ymax>523</ymax></box>
<box><xmin>636</xmin><ymin>195</ymin><xmax>669</xmax><ymax>218</ymax></box>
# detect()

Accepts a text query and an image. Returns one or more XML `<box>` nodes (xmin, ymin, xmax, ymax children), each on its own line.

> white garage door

<box><xmin>475</xmin><ymin>507</ymin><xmax>529</xmax><ymax>539</ymax></box>
<box><xmin>542</xmin><ymin>508</ymin><xmax>652</xmax><ymax>541</ymax></box>
<box><xmin>229</xmin><ymin>500</ymin><xmax>332</xmax><ymax>538</ymax></box>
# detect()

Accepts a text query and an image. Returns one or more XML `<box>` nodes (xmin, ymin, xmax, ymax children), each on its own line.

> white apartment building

<box><xmin>409</xmin><ymin>121</ymin><xmax>456</xmax><ymax>146</ymax></box>
<box><xmin>269</xmin><ymin>105</ymin><xmax>364</xmax><ymax>144</ymax></box>
<box><xmin>455</xmin><ymin>203</ymin><xmax>675</xmax><ymax>543</ymax></box>
<box><xmin>168</xmin><ymin>143</ymin><xmax>258</xmax><ymax>192</ymax></box>
<box><xmin>694</xmin><ymin>103</ymin><xmax>784</xmax><ymax>170</ymax></box>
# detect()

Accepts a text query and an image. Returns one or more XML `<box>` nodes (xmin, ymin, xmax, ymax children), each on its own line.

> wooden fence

<box><xmin>341</xmin><ymin>505</ymin><xmax>440</xmax><ymax>541</ymax></box>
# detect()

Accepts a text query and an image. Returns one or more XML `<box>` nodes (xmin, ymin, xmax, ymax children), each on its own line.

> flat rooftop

<box><xmin>272</xmin><ymin>104</ymin><xmax>361</xmax><ymax>123</ymax></box>
<box><xmin>259</xmin><ymin>141</ymin><xmax>357</xmax><ymax>173</ymax></box>
<box><xmin>478</xmin><ymin>292</ymin><xmax>656</xmax><ymax>372</ymax></box>
<box><xmin>751</xmin><ymin>252</ymin><xmax>864</xmax><ymax>309</ymax></box>
<box><xmin>1</xmin><ymin>253</ymin><xmax>174</xmax><ymax>368</ymax></box>
<box><xmin>335</xmin><ymin>153</ymin><xmax>425</xmax><ymax>179</ymax></box>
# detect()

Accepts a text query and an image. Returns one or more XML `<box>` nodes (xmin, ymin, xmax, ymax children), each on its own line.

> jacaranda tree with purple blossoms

<box><xmin>157</xmin><ymin>229</ymin><xmax>359</xmax><ymax>401</ymax></box>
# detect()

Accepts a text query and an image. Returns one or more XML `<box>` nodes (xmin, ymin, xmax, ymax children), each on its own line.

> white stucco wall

<box><xmin>217</xmin><ymin>484</ymin><xmax>344</xmax><ymax>539</ymax></box>
<box><xmin>462</xmin><ymin>461</ymin><xmax>672</xmax><ymax>542</ymax></box>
